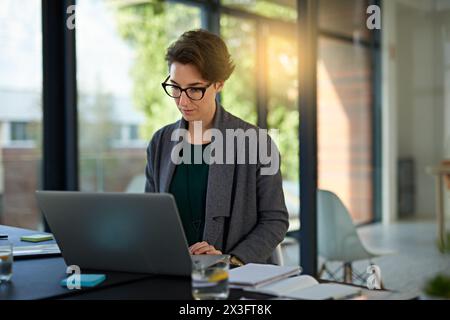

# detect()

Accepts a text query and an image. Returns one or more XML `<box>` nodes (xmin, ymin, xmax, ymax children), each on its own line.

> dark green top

<box><xmin>169</xmin><ymin>142</ymin><xmax>210</xmax><ymax>246</ymax></box>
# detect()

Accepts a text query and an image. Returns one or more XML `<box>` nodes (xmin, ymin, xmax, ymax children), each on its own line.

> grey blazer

<box><xmin>145</xmin><ymin>102</ymin><xmax>289</xmax><ymax>264</ymax></box>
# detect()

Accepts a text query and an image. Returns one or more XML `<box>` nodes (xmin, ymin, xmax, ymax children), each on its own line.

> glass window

<box><xmin>222</xmin><ymin>14</ymin><xmax>298</xmax><ymax>231</ymax></box>
<box><xmin>222</xmin><ymin>0</ymin><xmax>297</xmax><ymax>22</ymax></box>
<box><xmin>10</xmin><ymin>122</ymin><xmax>28</xmax><ymax>141</ymax></box>
<box><xmin>318</xmin><ymin>37</ymin><xmax>373</xmax><ymax>224</ymax></box>
<box><xmin>10</xmin><ymin>122</ymin><xmax>38</xmax><ymax>142</ymax></box>
<box><xmin>129</xmin><ymin>124</ymin><xmax>139</xmax><ymax>141</ymax></box>
<box><xmin>266</xmin><ymin>32</ymin><xmax>299</xmax><ymax>231</ymax></box>
<box><xmin>77</xmin><ymin>0</ymin><xmax>201</xmax><ymax>193</ymax></box>
<box><xmin>319</xmin><ymin>0</ymin><xmax>372</xmax><ymax>42</ymax></box>
<box><xmin>0</xmin><ymin>0</ymin><xmax>43</xmax><ymax>229</ymax></box>
<box><xmin>221</xmin><ymin>15</ymin><xmax>257</xmax><ymax>125</ymax></box>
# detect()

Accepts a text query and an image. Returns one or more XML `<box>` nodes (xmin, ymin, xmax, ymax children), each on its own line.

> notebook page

<box><xmin>229</xmin><ymin>263</ymin><xmax>301</xmax><ymax>287</ymax></box>
<box><xmin>284</xmin><ymin>283</ymin><xmax>362</xmax><ymax>300</ymax></box>
<box><xmin>245</xmin><ymin>275</ymin><xmax>319</xmax><ymax>296</ymax></box>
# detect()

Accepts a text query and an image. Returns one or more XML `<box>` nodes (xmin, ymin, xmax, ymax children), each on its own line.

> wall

<box><xmin>438</xmin><ymin>8</ymin><xmax>450</xmax><ymax>221</ymax></box>
<box><xmin>382</xmin><ymin>0</ymin><xmax>398</xmax><ymax>223</ymax></box>
<box><xmin>396</xmin><ymin>1</ymin><xmax>442</xmax><ymax>218</ymax></box>
<box><xmin>383</xmin><ymin>0</ymin><xmax>449</xmax><ymax>222</ymax></box>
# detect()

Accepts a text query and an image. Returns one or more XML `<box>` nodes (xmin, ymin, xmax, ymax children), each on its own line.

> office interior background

<box><xmin>1</xmin><ymin>0</ymin><xmax>450</xmax><ymax>296</ymax></box>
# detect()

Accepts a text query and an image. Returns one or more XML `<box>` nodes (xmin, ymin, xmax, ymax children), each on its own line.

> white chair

<box><xmin>317</xmin><ymin>189</ymin><xmax>391</xmax><ymax>287</ymax></box>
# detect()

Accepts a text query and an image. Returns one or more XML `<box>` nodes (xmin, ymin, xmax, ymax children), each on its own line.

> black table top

<box><xmin>0</xmin><ymin>224</ymin><xmax>57</xmax><ymax>247</ymax></box>
<box><xmin>0</xmin><ymin>225</ymin><xmax>272</xmax><ymax>300</ymax></box>
<box><xmin>3</xmin><ymin>225</ymin><xmax>396</xmax><ymax>301</ymax></box>
<box><xmin>0</xmin><ymin>225</ymin><xmax>159</xmax><ymax>300</ymax></box>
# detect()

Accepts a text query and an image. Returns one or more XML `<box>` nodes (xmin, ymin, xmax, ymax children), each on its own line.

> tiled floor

<box><xmin>281</xmin><ymin>220</ymin><xmax>450</xmax><ymax>294</ymax></box>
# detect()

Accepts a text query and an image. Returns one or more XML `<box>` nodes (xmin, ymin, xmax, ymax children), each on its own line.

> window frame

<box><xmin>40</xmin><ymin>0</ymin><xmax>382</xmax><ymax>277</ymax></box>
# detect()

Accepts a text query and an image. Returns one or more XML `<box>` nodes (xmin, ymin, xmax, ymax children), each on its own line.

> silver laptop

<box><xmin>35</xmin><ymin>191</ymin><xmax>192</xmax><ymax>276</ymax></box>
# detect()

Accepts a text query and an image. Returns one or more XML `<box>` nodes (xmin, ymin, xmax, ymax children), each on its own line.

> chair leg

<box><xmin>318</xmin><ymin>263</ymin><xmax>326</xmax><ymax>279</ymax></box>
<box><xmin>343</xmin><ymin>262</ymin><xmax>353</xmax><ymax>284</ymax></box>
<box><xmin>368</xmin><ymin>261</ymin><xmax>385</xmax><ymax>290</ymax></box>
<box><xmin>325</xmin><ymin>261</ymin><xmax>386</xmax><ymax>289</ymax></box>
<box><xmin>318</xmin><ymin>262</ymin><xmax>342</xmax><ymax>281</ymax></box>
<box><xmin>352</xmin><ymin>269</ymin><xmax>368</xmax><ymax>286</ymax></box>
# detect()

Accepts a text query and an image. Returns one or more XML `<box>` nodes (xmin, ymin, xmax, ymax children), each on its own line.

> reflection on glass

<box><xmin>319</xmin><ymin>0</ymin><xmax>372</xmax><ymax>42</ymax></box>
<box><xmin>222</xmin><ymin>0</ymin><xmax>297</xmax><ymax>22</ymax></box>
<box><xmin>0</xmin><ymin>0</ymin><xmax>43</xmax><ymax>230</ymax></box>
<box><xmin>318</xmin><ymin>37</ymin><xmax>373</xmax><ymax>224</ymax></box>
<box><xmin>77</xmin><ymin>0</ymin><xmax>201</xmax><ymax>193</ymax></box>
<box><xmin>266</xmin><ymin>33</ymin><xmax>299</xmax><ymax>231</ymax></box>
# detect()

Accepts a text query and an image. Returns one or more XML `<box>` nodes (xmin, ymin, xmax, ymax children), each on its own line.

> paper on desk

<box><xmin>13</xmin><ymin>244</ymin><xmax>61</xmax><ymax>257</ymax></box>
<box><xmin>356</xmin><ymin>288</ymin><xmax>420</xmax><ymax>300</ymax></box>
<box><xmin>229</xmin><ymin>263</ymin><xmax>301</xmax><ymax>288</ymax></box>
<box><xmin>244</xmin><ymin>275</ymin><xmax>362</xmax><ymax>300</ymax></box>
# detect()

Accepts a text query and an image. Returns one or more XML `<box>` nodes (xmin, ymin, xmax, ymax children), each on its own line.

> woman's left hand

<box><xmin>189</xmin><ymin>241</ymin><xmax>222</xmax><ymax>255</ymax></box>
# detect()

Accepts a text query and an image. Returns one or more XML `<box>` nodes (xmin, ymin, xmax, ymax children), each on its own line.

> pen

<box><xmin>0</xmin><ymin>234</ymin><xmax>8</xmax><ymax>239</ymax></box>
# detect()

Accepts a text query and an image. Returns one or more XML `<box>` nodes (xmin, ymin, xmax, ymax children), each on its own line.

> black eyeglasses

<box><xmin>161</xmin><ymin>76</ymin><xmax>212</xmax><ymax>101</ymax></box>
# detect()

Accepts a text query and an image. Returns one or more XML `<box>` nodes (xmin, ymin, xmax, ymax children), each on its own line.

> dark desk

<box><xmin>0</xmin><ymin>225</ymin><xmax>271</xmax><ymax>300</ymax></box>
<box><xmin>2</xmin><ymin>225</ymin><xmax>402</xmax><ymax>300</ymax></box>
<box><xmin>0</xmin><ymin>224</ymin><xmax>57</xmax><ymax>247</ymax></box>
<box><xmin>0</xmin><ymin>225</ymin><xmax>155</xmax><ymax>300</ymax></box>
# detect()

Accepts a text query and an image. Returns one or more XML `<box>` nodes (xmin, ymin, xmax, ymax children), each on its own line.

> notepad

<box><xmin>229</xmin><ymin>263</ymin><xmax>301</xmax><ymax>288</ymax></box>
<box><xmin>20</xmin><ymin>234</ymin><xmax>53</xmax><ymax>243</ymax></box>
<box><xmin>61</xmin><ymin>274</ymin><xmax>106</xmax><ymax>288</ymax></box>
<box><xmin>13</xmin><ymin>244</ymin><xmax>61</xmax><ymax>257</ymax></box>
<box><xmin>244</xmin><ymin>275</ymin><xmax>362</xmax><ymax>300</ymax></box>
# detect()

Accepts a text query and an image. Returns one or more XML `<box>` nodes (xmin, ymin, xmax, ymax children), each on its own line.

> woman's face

<box><xmin>168</xmin><ymin>62</ymin><xmax>223</xmax><ymax>125</ymax></box>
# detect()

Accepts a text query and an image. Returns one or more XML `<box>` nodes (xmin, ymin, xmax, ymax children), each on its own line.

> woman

<box><xmin>145</xmin><ymin>29</ymin><xmax>289</xmax><ymax>266</ymax></box>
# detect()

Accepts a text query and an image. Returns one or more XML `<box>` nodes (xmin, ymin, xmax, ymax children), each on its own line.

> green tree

<box><xmin>78</xmin><ymin>81</ymin><xmax>116</xmax><ymax>191</ymax></box>
<box><xmin>113</xmin><ymin>1</ymin><xmax>298</xmax><ymax>182</ymax></box>
<box><xmin>113</xmin><ymin>1</ymin><xmax>201</xmax><ymax>138</ymax></box>
<box><xmin>220</xmin><ymin>15</ymin><xmax>257</xmax><ymax>125</ymax></box>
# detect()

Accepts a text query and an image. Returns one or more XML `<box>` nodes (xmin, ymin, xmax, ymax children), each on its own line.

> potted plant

<box><xmin>423</xmin><ymin>274</ymin><xmax>450</xmax><ymax>299</ymax></box>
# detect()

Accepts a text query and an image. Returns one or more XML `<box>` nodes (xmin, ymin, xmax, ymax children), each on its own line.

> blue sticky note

<box><xmin>61</xmin><ymin>274</ymin><xmax>106</xmax><ymax>288</ymax></box>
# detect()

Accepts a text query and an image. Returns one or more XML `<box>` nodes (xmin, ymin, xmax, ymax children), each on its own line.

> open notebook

<box><xmin>244</xmin><ymin>275</ymin><xmax>362</xmax><ymax>300</ymax></box>
<box><xmin>229</xmin><ymin>263</ymin><xmax>301</xmax><ymax>288</ymax></box>
<box><xmin>13</xmin><ymin>244</ymin><xmax>61</xmax><ymax>258</ymax></box>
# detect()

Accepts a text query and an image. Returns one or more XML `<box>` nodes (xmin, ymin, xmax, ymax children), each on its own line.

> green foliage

<box><xmin>268</xmin><ymin>107</ymin><xmax>299</xmax><ymax>181</ymax></box>
<box><xmin>220</xmin><ymin>15</ymin><xmax>257</xmax><ymax>125</ymax></box>
<box><xmin>113</xmin><ymin>1</ymin><xmax>201</xmax><ymax>138</ymax></box>
<box><xmin>266</xmin><ymin>34</ymin><xmax>299</xmax><ymax>182</ymax></box>
<box><xmin>221</xmin><ymin>0</ymin><xmax>297</xmax><ymax>21</ymax></box>
<box><xmin>424</xmin><ymin>274</ymin><xmax>450</xmax><ymax>299</ymax></box>
<box><xmin>113</xmin><ymin>1</ymin><xmax>298</xmax><ymax>182</ymax></box>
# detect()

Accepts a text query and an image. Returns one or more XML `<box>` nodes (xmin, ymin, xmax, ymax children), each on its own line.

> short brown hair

<box><xmin>165</xmin><ymin>29</ymin><xmax>235</xmax><ymax>82</ymax></box>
